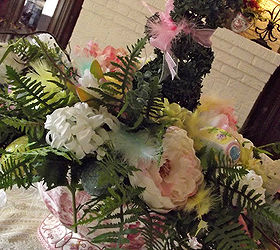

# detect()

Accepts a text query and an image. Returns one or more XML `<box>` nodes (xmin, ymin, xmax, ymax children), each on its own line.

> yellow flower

<box><xmin>184</xmin><ymin>185</ymin><xmax>216</xmax><ymax>218</ymax></box>
<box><xmin>234</xmin><ymin>134</ymin><xmax>269</xmax><ymax>187</ymax></box>
<box><xmin>160</xmin><ymin>98</ymin><xmax>192</xmax><ymax>129</ymax></box>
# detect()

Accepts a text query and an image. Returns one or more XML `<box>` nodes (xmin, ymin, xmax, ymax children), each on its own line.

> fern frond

<box><xmin>248</xmin><ymin>199</ymin><xmax>280</xmax><ymax>246</ymax></box>
<box><xmin>139</xmin><ymin>212</ymin><xmax>167</xmax><ymax>250</ymax></box>
<box><xmin>257</xmin><ymin>141</ymin><xmax>280</xmax><ymax>156</ymax></box>
<box><xmin>0</xmin><ymin>115</ymin><xmax>44</xmax><ymax>140</ymax></box>
<box><xmin>203</xmin><ymin>149</ymin><xmax>248</xmax><ymax>183</ymax></box>
<box><xmin>0</xmin><ymin>120</ymin><xmax>21</xmax><ymax>148</ymax></box>
<box><xmin>259</xmin><ymin>203</ymin><xmax>280</xmax><ymax>226</ymax></box>
<box><xmin>8</xmin><ymin>38</ymin><xmax>43</xmax><ymax>62</ymax></box>
<box><xmin>205</xmin><ymin>212</ymin><xmax>256</xmax><ymax>250</ymax></box>
<box><xmin>6</xmin><ymin>66</ymin><xmax>71</xmax><ymax>119</ymax></box>
<box><xmin>217</xmin><ymin>175</ymin><xmax>264</xmax><ymax>210</ymax></box>
<box><xmin>103</xmin><ymin>37</ymin><xmax>147</xmax><ymax>101</ymax></box>
<box><xmin>0</xmin><ymin>145</ymin><xmax>77</xmax><ymax>190</ymax></box>
<box><xmin>82</xmin><ymin>203</ymin><xmax>144</xmax><ymax>247</ymax></box>
<box><xmin>143</xmin><ymin>76</ymin><xmax>164</xmax><ymax>120</ymax></box>
<box><xmin>0</xmin><ymin>145</ymin><xmax>38</xmax><ymax>189</ymax></box>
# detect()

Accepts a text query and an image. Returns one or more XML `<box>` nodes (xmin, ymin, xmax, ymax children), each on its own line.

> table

<box><xmin>0</xmin><ymin>186</ymin><xmax>49</xmax><ymax>249</ymax></box>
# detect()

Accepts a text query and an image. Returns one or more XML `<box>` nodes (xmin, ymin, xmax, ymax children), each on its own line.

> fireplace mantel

<box><xmin>202</xmin><ymin>28</ymin><xmax>280</xmax><ymax>126</ymax></box>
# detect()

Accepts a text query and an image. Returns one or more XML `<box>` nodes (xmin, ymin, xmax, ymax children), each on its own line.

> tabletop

<box><xmin>0</xmin><ymin>186</ymin><xmax>49</xmax><ymax>249</ymax></box>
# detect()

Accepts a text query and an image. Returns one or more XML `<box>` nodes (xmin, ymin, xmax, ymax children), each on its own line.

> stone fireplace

<box><xmin>202</xmin><ymin>28</ymin><xmax>280</xmax><ymax>126</ymax></box>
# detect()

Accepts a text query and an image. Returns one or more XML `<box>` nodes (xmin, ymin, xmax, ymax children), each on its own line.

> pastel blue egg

<box><xmin>229</xmin><ymin>145</ymin><xmax>240</xmax><ymax>162</ymax></box>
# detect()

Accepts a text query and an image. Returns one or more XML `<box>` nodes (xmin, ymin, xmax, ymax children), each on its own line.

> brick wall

<box><xmin>70</xmin><ymin>0</ymin><xmax>164</xmax><ymax>49</ymax></box>
<box><xmin>70</xmin><ymin>0</ymin><xmax>280</xmax><ymax>127</ymax></box>
<box><xmin>203</xmin><ymin>28</ymin><xmax>280</xmax><ymax>126</ymax></box>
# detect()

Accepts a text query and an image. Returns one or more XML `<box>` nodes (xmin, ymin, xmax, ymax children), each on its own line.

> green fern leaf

<box><xmin>103</xmin><ymin>37</ymin><xmax>148</xmax><ymax>101</ymax></box>
<box><xmin>205</xmin><ymin>212</ymin><xmax>256</xmax><ymax>250</ymax></box>
<box><xmin>6</xmin><ymin>66</ymin><xmax>71</xmax><ymax>119</ymax></box>
<box><xmin>0</xmin><ymin>115</ymin><xmax>44</xmax><ymax>140</ymax></box>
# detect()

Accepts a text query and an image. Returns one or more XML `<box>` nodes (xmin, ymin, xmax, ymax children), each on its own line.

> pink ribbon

<box><xmin>183</xmin><ymin>23</ymin><xmax>215</xmax><ymax>48</ymax></box>
<box><xmin>144</xmin><ymin>0</ymin><xmax>215</xmax><ymax>80</ymax></box>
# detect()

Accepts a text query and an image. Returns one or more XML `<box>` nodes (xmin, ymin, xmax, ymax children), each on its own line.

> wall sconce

<box><xmin>253</xmin><ymin>3</ymin><xmax>280</xmax><ymax>49</ymax></box>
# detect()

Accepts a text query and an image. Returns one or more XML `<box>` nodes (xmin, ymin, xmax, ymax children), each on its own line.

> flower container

<box><xmin>231</xmin><ymin>12</ymin><xmax>252</xmax><ymax>33</ymax></box>
<box><xmin>37</xmin><ymin>184</ymin><xmax>146</xmax><ymax>249</ymax></box>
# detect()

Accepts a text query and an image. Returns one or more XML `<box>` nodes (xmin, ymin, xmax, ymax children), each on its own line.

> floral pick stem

<box><xmin>68</xmin><ymin>185</ymin><xmax>78</xmax><ymax>233</ymax></box>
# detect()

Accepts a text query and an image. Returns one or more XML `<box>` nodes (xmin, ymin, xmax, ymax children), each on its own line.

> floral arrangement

<box><xmin>241</xmin><ymin>0</ymin><xmax>263</xmax><ymax>21</ymax></box>
<box><xmin>0</xmin><ymin>0</ymin><xmax>280</xmax><ymax>249</ymax></box>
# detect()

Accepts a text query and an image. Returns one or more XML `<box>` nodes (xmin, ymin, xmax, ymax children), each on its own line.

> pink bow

<box><xmin>144</xmin><ymin>0</ymin><xmax>215</xmax><ymax>80</ymax></box>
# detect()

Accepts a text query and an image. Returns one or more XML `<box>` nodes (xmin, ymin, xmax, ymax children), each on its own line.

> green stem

<box><xmin>117</xmin><ymin>204</ymin><xmax>124</xmax><ymax>248</ymax></box>
<box><xmin>258</xmin><ymin>142</ymin><xmax>280</xmax><ymax>150</ymax></box>
<box><xmin>68</xmin><ymin>185</ymin><xmax>78</xmax><ymax>233</ymax></box>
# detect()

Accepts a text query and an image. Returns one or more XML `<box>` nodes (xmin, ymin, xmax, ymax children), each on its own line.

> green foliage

<box><xmin>35</xmin><ymin>153</ymin><xmax>69</xmax><ymax>190</ymax></box>
<box><xmin>119</xmin><ymin>71</ymin><xmax>164</xmax><ymax>128</ymax></box>
<box><xmin>256</xmin><ymin>141</ymin><xmax>280</xmax><ymax>157</ymax></box>
<box><xmin>200</xmin><ymin>149</ymin><xmax>248</xmax><ymax>183</ymax></box>
<box><xmin>257</xmin><ymin>202</ymin><xmax>280</xmax><ymax>227</ymax></box>
<box><xmin>200</xmin><ymin>149</ymin><xmax>261</xmax><ymax>210</ymax></box>
<box><xmin>0</xmin><ymin>115</ymin><xmax>44</xmax><ymax>140</ymax></box>
<box><xmin>0</xmin><ymin>148</ymin><xmax>37</xmax><ymax>189</ymax></box>
<box><xmin>78</xmin><ymin>146</ymin><xmax>168</xmax><ymax>248</ymax></box>
<box><xmin>203</xmin><ymin>148</ymin><xmax>280</xmax><ymax>246</ymax></box>
<box><xmin>144</xmin><ymin>0</ymin><xmax>242</xmax><ymax>112</ymax></box>
<box><xmin>33</xmin><ymin>37</ymin><xmax>77</xmax><ymax>83</ymax></box>
<box><xmin>143</xmin><ymin>38</ymin><xmax>214</xmax><ymax>112</ymax></box>
<box><xmin>172</xmin><ymin>0</ymin><xmax>243</xmax><ymax>28</ymax></box>
<box><xmin>103</xmin><ymin>37</ymin><xmax>147</xmax><ymax>103</ymax></box>
<box><xmin>0</xmin><ymin>144</ymin><xmax>77</xmax><ymax>190</ymax></box>
<box><xmin>205</xmin><ymin>210</ymin><xmax>256</xmax><ymax>249</ymax></box>
<box><xmin>249</xmin><ymin>199</ymin><xmax>280</xmax><ymax>247</ymax></box>
<box><xmin>217</xmin><ymin>175</ymin><xmax>263</xmax><ymax>209</ymax></box>
<box><xmin>79</xmin><ymin>147</ymin><xmax>141</xmax><ymax>219</ymax></box>
<box><xmin>6</xmin><ymin>66</ymin><xmax>71</xmax><ymax>120</ymax></box>
<box><xmin>6</xmin><ymin>37</ymin><xmax>44</xmax><ymax>63</ymax></box>
<box><xmin>162</xmin><ymin>39</ymin><xmax>214</xmax><ymax>111</ymax></box>
<box><xmin>138</xmin><ymin>212</ymin><xmax>167</xmax><ymax>250</ymax></box>
<box><xmin>0</xmin><ymin>120</ymin><xmax>21</xmax><ymax>148</ymax></box>
<box><xmin>2</xmin><ymin>36</ymin><xmax>78</xmax><ymax>87</ymax></box>
<box><xmin>78</xmin><ymin>187</ymin><xmax>144</xmax><ymax>246</ymax></box>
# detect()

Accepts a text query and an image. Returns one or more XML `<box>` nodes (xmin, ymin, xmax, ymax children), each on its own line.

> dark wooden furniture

<box><xmin>47</xmin><ymin>0</ymin><xmax>84</xmax><ymax>48</ymax></box>
<box><xmin>0</xmin><ymin>0</ymin><xmax>84</xmax><ymax>48</ymax></box>
<box><xmin>240</xmin><ymin>65</ymin><xmax>280</xmax><ymax>157</ymax></box>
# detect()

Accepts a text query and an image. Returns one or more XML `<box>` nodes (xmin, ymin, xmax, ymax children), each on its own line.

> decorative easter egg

<box><xmin>81</xmin><ymin>161</ymin><xmax>111</xmax><ymax>196</ymax></box>
<box><xmin>200</xmin><ymin>127</ymin><xmax>241</xmax><ymax>162</ymax></box>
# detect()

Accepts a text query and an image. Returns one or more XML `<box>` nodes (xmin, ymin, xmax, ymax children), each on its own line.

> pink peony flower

<box><xmin>130</xmin><ymin>126</ymin><xmax>203</xmax><ymax>213</ymax></box>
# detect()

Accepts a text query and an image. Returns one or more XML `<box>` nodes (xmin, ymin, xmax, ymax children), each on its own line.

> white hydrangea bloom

<box><xmin>78</xmin><ymin>69</ymin><xmax>99</xmax><ymax>89</ymax></box>
<box><xmin>77</xmin><ymin>69</ymin><xmax>102</xmax><ymax>99</ymax></box>
<box><xmin>236</xmin><ymin>170</ymin><xmax>266</xmax><ymax>206</ymax></box>
<box><xmin>260</xmin><ymin>154</ymin><xmax>280</xmax><ymax>195</ymax></box>
<box><xmin>45</xmin><ymin>102</ymin><xmax>119</xmax><ymax>159</ymax></box>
